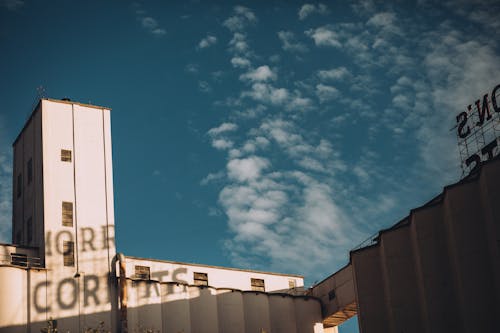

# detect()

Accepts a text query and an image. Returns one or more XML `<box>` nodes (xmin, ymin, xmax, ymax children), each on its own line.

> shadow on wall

<box><xmin>1</xmin><ymin>278</ymin><xmax>324</xmax><ymax>333</ymax></box>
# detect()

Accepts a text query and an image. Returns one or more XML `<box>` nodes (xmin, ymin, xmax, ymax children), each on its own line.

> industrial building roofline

<box><xmin>351</xmin><ymin>155</ymin><xmax>500</xmax><ymax>254</ymax></box>
<box><xmin>12</xmin><ymin>98</ymin><xmax>111</xmax><ymax>146</ymax></box>
<box><xmin>124</xmin><ymin>254</ymin><xmax>304</xmax><ymax>278</ymax></box>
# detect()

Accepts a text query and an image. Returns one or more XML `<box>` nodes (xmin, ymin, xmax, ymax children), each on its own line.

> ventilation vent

<box><xmin>251</xmin><ymin>278</ymin><xmax>265</xmax><ymax>292</ymax></box>
<box><xmin>61</xmin><ymin>149</ymin><xmax>72</xmax><ymax>162</ymax></box>
<box><xmin>62</xmin><ymin>202</ymin><xmax>73</xmax><ymax>227</ymax></box>
<box><xmin>194</xmin><ymin>272</ymin><xmax>208</xmax><ymax>286</ymax></box>
<box><xmin>135</xmin><ymin>265</ymin><xmax>151</xmax><ymax>280</ymax></box>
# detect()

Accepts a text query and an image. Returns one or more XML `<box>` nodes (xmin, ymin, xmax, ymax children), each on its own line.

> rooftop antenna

<box><xmin>36</xmin><ymin>85</ymin><xmax>46</xmax><ymax>100</ymax></box>
<box><xmin>28</xmin><ymin>86</ymin><xmax>47</xmax><ymax>120</ymax></box>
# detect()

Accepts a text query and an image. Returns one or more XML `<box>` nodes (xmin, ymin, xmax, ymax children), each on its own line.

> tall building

<box><xmin>0</xmin><ymin>99</ymin><xmax>329</xmax><ymax>333</ymax></box>
<box><xmin>311</xmin><ymin>156</ymin><xmax>500</xmax><ymax>333</ymax></box>
<box><xmin>5</xmin><ymin>97</ymin><xmax>496</xmax><ymax>333</ymax></box>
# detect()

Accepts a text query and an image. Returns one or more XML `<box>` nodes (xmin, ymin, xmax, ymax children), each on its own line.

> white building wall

<box><xmin>1</xmin><ymin>98</ymin><xmax>327</xmax><ymax>333</ymax></box>
<box><xmin>124</xmin><ymin>256</ymin><xmax>303</xmax><ymax>292</ymax></box>
<box><xmin>5</xmin><ymin>99</ymin><xmax>117</xmax><ymax>333</ymax></box>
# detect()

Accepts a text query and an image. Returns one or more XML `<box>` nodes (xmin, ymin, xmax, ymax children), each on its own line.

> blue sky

<box><xmin>1</xmin><ymin>1</ymin><xmax>499</xmax><ymax>331</ymax></box>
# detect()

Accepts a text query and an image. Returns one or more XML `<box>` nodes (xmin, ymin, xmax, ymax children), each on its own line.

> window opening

<box><xmin>135</xmin><ymin>265</ymin><xmax>151</xmax><ymax>280</ymax></box>
<box><xmin>63</xmin><ymin>241</ymin><xmax>75</xmax><ymax>267</ymax></box>
<box><xmin>61</xmin><ymin>149</ymin><xmax>72</xmax><ymax>162</ymax></box>
<box><xmin>194</xmin><ymin>272</ymin><xmax>208</xmax><ymax>286</ymax></box>
<box><xmin>62</xmin><ymin>202</ymin><xmax>73</xmax><ymax>227</ymax></box>
<box><xmin>251</xmin><ymin>278</ymin><xmax>265</xmax><ymax>292</ymax></box>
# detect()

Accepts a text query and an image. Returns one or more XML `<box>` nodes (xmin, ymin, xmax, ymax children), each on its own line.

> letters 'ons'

<box><xmin>455</xmin><ymin>84</ymin><xmax>500</xmax><ymax>173</ymax></box>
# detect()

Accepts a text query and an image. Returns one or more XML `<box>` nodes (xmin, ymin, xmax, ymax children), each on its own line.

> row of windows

<box><xmin>133</xmin><ymin>266</ymin><xmax>289</xmax><ymax>292</ymax></box>
<box><xmin>16</xmin><ymin>149</ymin><xmax>72</xmax><ymax>199</ymax></box>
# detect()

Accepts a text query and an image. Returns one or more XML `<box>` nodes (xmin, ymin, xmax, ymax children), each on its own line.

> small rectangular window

<box><xmin>17</xmin><ymin>173</ymin><xmax>22</xmax><ymax>198</ymax></box>
<box><xmin>63</xmin><ymin>241</ymin><xmax>75</xmax><ymax>267</ymax></box>
<box><xmin>27</xmin><ymin>158</ymin><xmax>33</xmax><ymax>185</ymax></box>
<box><xmin>288</xmin><ymin>279</ymin><xmax>296</xmax><ymax>289</ymax></box>
<box><xmin>193</xmin><ymin>272</ymin><xmax>208</xmax><ymax>286</ymax></box>
<box><xmin>62</xmin><ymin>202</ymin><xmax>73</xmax><ymax>227</ymax></box>
<box><xmin>61</xmin><ymin>149</ymin><xmax>72</xmax><ymax>162</ymax></box>
<box><xmin>135</xmin><ymin>265</ymin><xmax>151</xmax><ymax>280</ymax></box>
<box><xmin>251</xmin><ymin>278</ymin><xmax>265</xmax><ymax>292</ymax></box>
<box><xmin>27</xmin><ymin>217</ymin><xmax>33</xmax><ymax>244</ymax></box>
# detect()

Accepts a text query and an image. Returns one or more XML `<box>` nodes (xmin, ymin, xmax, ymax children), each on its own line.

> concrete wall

<box><xmin>124</xmin><ymin>279</ymin><xmax>324</xmax><ymax>333</ymax></box>
<box><xmin>351</xmin><ymin>159</ymin><xmax>500</xmax><ymax>333</ymax></box>
<box><xmin>1</xmin><ymin>98</ymin><xmax>323</xmax><ymax>333</ymax></box>
<box><xmin>6</xmin><ymin>99</ymin><xmax>118</xmax><ymax>333</ymax></box>
<box><xmin>310</xmin><ymin>264</ymin><xmax>356</xmax><ymax>328</ymax></box>
<box><xmin>12</xmin><ymin>104</ymin><xmax>44</xmax><ymax>252</ymax></box>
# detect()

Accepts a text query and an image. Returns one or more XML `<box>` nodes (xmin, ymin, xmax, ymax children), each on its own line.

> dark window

<box><xmin>194</xmin><ymin>272</ymin><xmax>208</xmax><ymax>286</ymax></box>
<box><xmin>135</xmin><ymin>265</ymin><xmax>151</xmax><ymax>280</ymax></box>
<box><xmin>62</xmin><ymin>202</ymin><xmax>73</xmax><ymax>227</ymax></box>
<box><xmin>251</xmin><ymin>278</ymin><xmax>265</xmax><ymax>292</ymax></box>
<box><xmin>63</xmin><ymin>241</ymin><xmax>75</xmax><ymax>267</ymax></box>
<box><xmin>61</xmin><ymin>149</ymin><xmax>72</xmax><ymax>162</ymax></box>
<box><xmin>27</xmin><ymin>158</ymin><xmax>33</xmax><ymax>185</ymax></box>
<box><xmin>328</xmin><ymin>289</ymin><xmax>336</xmax><ymax>300</ymax></box>
<box><xmin>17</xmin><ymin>173</ymin><xmax>22</xmax><ymax>198</ymax></box>
<box><xmin>27</xmin><ymin>217</ymin><xmax>33</xmax><ymax>244</ymax></box>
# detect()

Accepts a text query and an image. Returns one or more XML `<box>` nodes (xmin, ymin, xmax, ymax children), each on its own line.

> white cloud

<box><xmin>367</xmin><ymin>12</ymin><xmax>396</xmax><ymax>28</ymax></box>
<box><xmin>240</xmin><ymin>66</ymin><xmax>277</xmax><ymax>82</ymax></box>
<box><xmin>298</xmin><ymin>3</ymin><xmax>329</xmax><ymax>20</ymax></box>
<box><xmin>208</xmin><ymin>123</ymin><xmax>238</xmax><ymax>136</ymax></box>
<box><xmin>306</xmin><ymin>26</ymin><xmax>341</xmax><ymax>48</ymax></box>
<box><xmin>317</xmin><ymin>67</ymin><xmax>350</xmax><ymax>81</ymax></box>
<box><xmin>277</xmin><ymin>31</ymin><xmax>308</xmax><ymax>53</ymax></box>
<box><xmin>229</xmin><ymin>32</ymin><xmax>249</xmax><ymax>54</ymax></box>
<box><xmin>227</xmin><ymin>156</ymin><xmax>270</xmax><ymax>182</ymax></box>
<box><xmin>366</xmin><ymin>12</ymin><xmax>401</xmax><ymax>36</ymax></box>
<box><xmin>316</xmin><ymin>84</ymin><xmax>340</xmax><ymax>102</ymax></box>
<box><xmin>287</xmin><ymin>96</ymin><xmax>314</xmax><ymax>112</ymax></box>
<box><xmin>231</xmin><ymin>57</ymin><xmax>251</xmax><ymax>68</ymax></box>
<box><xmin>133</xmin><ymin>4</ymin><xmax>166</xmax><ymax>36</ymax></box>
<box><xmin>201</xmin><ymin>171</ymin><xmax>225</xmax><ymax>186</ymax></box>
<box><xmin>198</xmin><ymin>35</ymin><xmax>217</xmax><ymax>49</ymax></box>
<box><xmin>242</xmin><ymin>83</ymin><xmax>289</xmax><ymax>105</ymax></box>
<box><xmin>185</xmin><ymin>63</ymin><xmax>199</xmax><ymax>73</ymax></box>
<box><xmin>141</xmin><ymin>17</ymin><xmax>166</xmax><ymax>35</ymax></box>
<box><xmin>223</xmin><ymin>5</ymin><xmax>257</xmax><ymax>32</ymax></box>
<box><xmin>198</xmin><ymin>81</ymin><xmax>211</xmax><ymax>93</ymax></box>
<box><xmin>234</xmin><ymin>5</ymin><xmax>257</xmax><ymax>22</ymax></box>
<box><xmin>212</xmin><ymin>138</ymin><xmax>234</xmax><ymax>150</ymax></box>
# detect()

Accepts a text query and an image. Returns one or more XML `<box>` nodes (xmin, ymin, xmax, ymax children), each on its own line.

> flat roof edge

<box><xmin>13</xmin><ymin>98</ymin><xmax>111</xmax><ymax>146</ymax></box>
<box><xmin>124</xmin><ymin>255</ymin><xmax>304</xmax><ymax>279</ymax></box>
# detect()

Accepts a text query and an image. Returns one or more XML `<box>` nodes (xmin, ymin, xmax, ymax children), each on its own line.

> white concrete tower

<box><xmin>12</xmin><ymin>98</ymin><xmax>116</xmax><ymax>331</ymax></box>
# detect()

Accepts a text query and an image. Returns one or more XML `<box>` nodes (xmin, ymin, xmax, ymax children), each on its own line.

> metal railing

<box><xmin>0</xmin><ymin>253</ymin><xmax>42</xmax><ymax>268</ymax></box>
<box><xmin>351</xmin><ymin>232</ymin><xmax>379</xmax><ymax>251</ymax></box>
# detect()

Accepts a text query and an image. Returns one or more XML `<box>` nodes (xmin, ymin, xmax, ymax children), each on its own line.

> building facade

<box><xmin>0</xmin><ymin>99</ymin><xmax>330</xmax><ymax>333</ymax></box>
<box><xmin>311</xmin><ymin>157</ymin><xmax>500</xmax><ymax>333</ymax></box>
